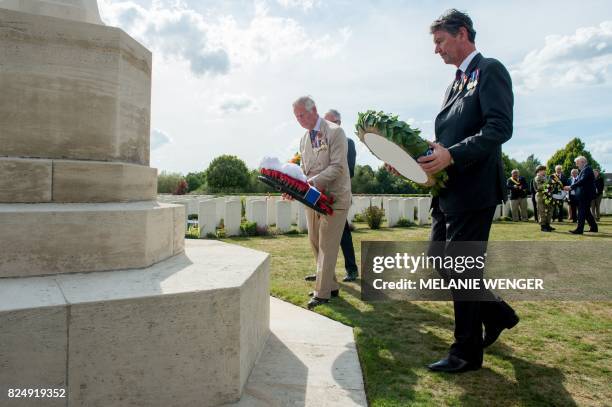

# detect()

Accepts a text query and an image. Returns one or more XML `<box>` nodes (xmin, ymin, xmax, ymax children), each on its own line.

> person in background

<box><xmin>506</xmin><ymin>169</ymin><xmax>529</xmax><ymax>221</ymax></box>
<box><xmin>530</xmin><ymin>176</ymin><xmax>539</xmax><ymax>223</ymax></box>
<box><xmin>551</xmin><ymin>165</ymin><xmax>568</xmax><ymax>222</ymax></box>
<box><xmin>592</xmin><ymin>168</ymin><xmax>604</xmax><ymax>221</ymax></box>
<box><xmin>324</xmin><ymin>109</ymin><xmax>359</xmax><ymax>282</ymax></box>
<box><xmin>534</xmin><ymin>165</ymin><xmax>553</xmax><ymax>232</ymax></box>
<box><xmin>568</xmin><ymin>168</ymin><xmax>579</xmax><ymax>222</ymax></box>
<box><xmin>564</xmin><ymin>156</ymin><xmax>598</xmax><ymax>235</ymax></box>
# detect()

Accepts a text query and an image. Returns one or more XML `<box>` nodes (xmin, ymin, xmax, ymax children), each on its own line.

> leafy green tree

<box><xmin>352</xmin><ymin>165</ymin><xmax>378</xmax><ymax>194</ymax></box>
<box><xmin>248</xmin><ymin>169</ymin><xmax>273</xmax><ymax>193</ymax></box>
<box><xmin>205</xmin><ymin>155</ymin><xmax>250</xmax><ymax>193</ymax></box>
<box><xmin>185</xmin><ymin>171</ymin><xmax>206</xmax><ymax>192</ymax></box>
<box><xmin>546</xmin><ymin>138</ymin><xmax>602</xmax><ymax>175</ymax></box>
<box><xmin>502</xmin><ymin>152</ymin><xmax>520</xmax><ymax>180</ymax></box>
<box><xmin>157</xmin><ymin>171</ymin><xmax>185</xmax><ymax>194</ymax></box>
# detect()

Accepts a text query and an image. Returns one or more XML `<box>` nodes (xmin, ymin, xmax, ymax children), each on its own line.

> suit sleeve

<box><xmin>447</xmin><ymin>60</ymin><xmax>514</xmax><ymax>165</ymax></box>
<box><xmin>347</xmin><ymin>138</ymin><xmax>356</xmax><ymax>178</ymax></box>
<box><xmin>570</xmin><ymin>168</ymin><xmax>593</xmax><ymax>190</ymax></box>
<box><xmin>311</xmin><ymin>129</ymin><xmax>348</xmax><ymax>190</ymax></box>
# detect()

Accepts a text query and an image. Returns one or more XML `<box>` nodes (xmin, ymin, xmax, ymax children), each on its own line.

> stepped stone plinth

<box><xmin>0</xmin><ymin>3</ymin><xmax>270</xmax><ymax>406</ymax></box>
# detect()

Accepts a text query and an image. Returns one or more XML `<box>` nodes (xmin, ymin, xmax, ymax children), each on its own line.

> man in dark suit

<box><xmin>325</xmin><ymin>109</ymin><xmax>359</xmax><ymax>282</ymax></box>
<box><xmin>564</xmin><ymin>156</ymin><xmax>598</xmax><ymax>234</ymax></box>
<box><xmin>417</xmin><ymin>9</ymin><xmax>519</xmax><ymax>373</ymax></box>
<box><xmin>304</xmin><ymin>109</ymin><xmax>359</xmax><ymax>284</ymax></box>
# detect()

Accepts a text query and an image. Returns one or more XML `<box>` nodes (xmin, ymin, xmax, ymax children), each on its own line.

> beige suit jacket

<box><xmin>299</xmin><ymin>119</ymin><xmax>352</xmax><ymax>210</ymax></box>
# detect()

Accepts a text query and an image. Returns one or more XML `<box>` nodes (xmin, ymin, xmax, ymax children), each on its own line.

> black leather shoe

<box><xmin>549</xmin><ymin>226</ymin><xmax>556</xmax><ymax>231</ymax></box>
<box><xmin>307</xmin><ymin>297</ymin><xmax>329</xmax><ymax>309</ymax></box>
<box><xmin>343</xmin><ymin>275</ymin><xmax>357</xmax><ymax>282</ymax></box>
<box><xmin>427</xmin><ymin>355</ymin><xmax>480</xmax><ymax>373</ymax></box>
<box><xmin>483</xmin><ymin>313</ymin><xmax>519</xmax><ymax>347</ymax></box>
<box><xmin>541</xmin><ymin>226</ymin><xmax>551</xmax><ymax>232</ymax></box>
<box><xmin>309</xmin><ymin>289</ymin><xmax>338</xmax><ymax>297</ymax></box>
<box><xmin>569</xmin><ymin>229</ymin><xmax>583</xmax><ymax>235</ymax></box>
<box><xmin>304</xmin><ymin>274</ymin><xmax>317</xmax><ymax>281</ymax></box>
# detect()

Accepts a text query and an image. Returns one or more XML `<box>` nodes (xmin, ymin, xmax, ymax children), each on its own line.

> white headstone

<box><xmin>493</xmin><ymin>204</ymin><xmax>502</xmax><ymax>221</ymax></box>
<box><xmin>214</xmin><ymin>197</ymin><xmax>226</xmax><ymax>227</ymax></box>
<box><xmin>198</xmin><ymin>199</ymin><xmax>216</xmax><ymax>237</ymax></box>
<box><xmin>275</xmin><ymin>200</ymin><xmax>292</xmax><ymax>233</ymax></box>
<box><xmin>297</xmin><ymin>204</ymin><xmax>308</xmax><ymax>232</ymax></box>
<box><xmin>291</xmin><ymin>199</ymin><xmax>299</xmax><ymax>223</ymax></box>
<box><xmin>251</xmin><ymin>200</ymin><xmax>267</xmax><ymax>228</ymax></box>
<box><xmin>267</xmin><ymin>196</ymin><xmax>278</xmax><ymax>226</ymax></box>
<box><xmin>224</xmin><ymin>200</ymin><xmax>241</xmax><ymax>236</ymax></box>
<box><xmin>502</xmin><ymin>201</ymin><xmax>511</xmax><ymax>218</ymax></box>
<box><xmin>0</xmin><ymin>0</ymin><xmax>104</xmax><ymax>24</ymax></box>
<box><xmin>386</xmin><ymin>198</ymin><xmax>400</xmax><ymax>227</ymax></box>
<box><xmin>527</xmin><ymin>199</ymin><xmax>534</xmax><ymax>211</ymax></box>
<box><xmin>416</xmin><ymin>197</ymin><xmax>430</xmax><ymax>225</ymax></box>
<box><xmin>401</xmin><ymin>198</ymin><xmax>416</xmax><ymax>222</ymax></box>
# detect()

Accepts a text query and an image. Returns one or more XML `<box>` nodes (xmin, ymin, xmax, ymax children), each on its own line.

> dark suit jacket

<box><xmin>594</xmin><ymin>176</ymin><xmax>604</xmax><ymax>196</ymax></box>
<box><xmin>506</xmin><ymin>176</ymin><xmax>528</xmax><ymax>200</ymax></box>
<box><xmin>570</xmin><ymin>165</ymin><xmax>596</xmax><ymax>201</ymax></box>
<box><xmin>347</xmin><ymin>138</ymin><xmax>356</xmax><ymax>178</ymax></box>
<box><xmin>434</xmin><ymin>53</ymin><xmax>513</xmax><ymax>213</ymax></box>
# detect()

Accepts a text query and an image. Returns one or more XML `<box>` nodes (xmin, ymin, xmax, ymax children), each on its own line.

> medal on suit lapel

<box><xmin>467</xmin><ymin>71</ymin><xmax>475</xmax><ymax>90</ymax></box>
<box><xmin>471</xmin><ymin>69</ymin><xmax>479</xmax><ymax>89</ymax></box>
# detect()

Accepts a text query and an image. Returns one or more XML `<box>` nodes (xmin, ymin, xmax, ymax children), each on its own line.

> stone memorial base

<box><xmin>0</xmin><ymin>240</ymin><xmax>270</xmax><ymax>407</ymax></box>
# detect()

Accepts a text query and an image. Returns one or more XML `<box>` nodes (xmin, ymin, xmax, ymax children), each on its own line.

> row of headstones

<box><xmin>158</xmin><ymin>194</ymin><xmax>611</xmax><ymax>237</ymax></box>
<box><xmin>157</xmin><ymin>195</ymin><xmax>434</xmax><ymax>237</ymax></box>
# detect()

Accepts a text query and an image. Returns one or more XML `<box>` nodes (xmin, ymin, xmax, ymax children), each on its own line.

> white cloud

<box><xmin>215</xmin><ymin>93</ymin><xmax>260</xmax><ymax>114</ymax></box>
<box><xmin>276</xmin><ymin>0</ymin><xmax>320</xmax><ymax>11</ymax></box>
<box><xmin>212</xmin><ymin>6</ymin><xmax>351</xmax><ymax>68</ymax></box>
<box><xmin>512</xmin><ymin>21</ymin><xmax>612</xmax><ymax>92</ymax></box>
<box><xmin>99</xmin><ymin>1</ymin><xmax>349</xmax><ymax>76</ymax></box>
<box><xmin>151</xmin><ymin>128</ymin><xmax>172</xmax><ymax>150</ymax></box>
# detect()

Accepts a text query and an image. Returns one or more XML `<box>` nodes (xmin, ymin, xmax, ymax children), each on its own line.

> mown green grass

<box><xmin>223</xmin><ymin>217</ymin><xmax>612</xmax><ymax>406</ymax></box>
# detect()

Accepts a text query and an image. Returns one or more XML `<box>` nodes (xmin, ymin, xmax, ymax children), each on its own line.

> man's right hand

<box><xmin>282</xmin><ymin>193</ymin><xmax>294</xmax><ymax>201</ymax></box>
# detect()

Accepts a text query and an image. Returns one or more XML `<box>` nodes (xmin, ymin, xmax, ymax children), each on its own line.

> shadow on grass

<box><xmin>320</xmin><ymin>281</ymin><xmax>577</xmax><ymax>406</ymax></box>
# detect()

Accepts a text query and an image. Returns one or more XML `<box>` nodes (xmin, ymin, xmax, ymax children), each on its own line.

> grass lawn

<box><xmin>223</xmin><ymin>216</ymin><xmax>612</xmax><ymax>406</ymax></box>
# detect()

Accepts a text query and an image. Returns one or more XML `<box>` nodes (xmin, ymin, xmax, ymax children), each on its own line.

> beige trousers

<box><xmin>510</xmin><ymin>198</ymin><xmax>528</xmax><ymax>221</ymax></box>
<box><xmin>305</xmin><ymin>207</ymin><xmax>348</xmax><ymax>299</ymax></box>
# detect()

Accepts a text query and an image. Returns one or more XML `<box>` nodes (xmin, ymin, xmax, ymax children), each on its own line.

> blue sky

<box><xmin>99</xmin><ymin>0</ymin><xmax>612</xmax><ymax>173</ymax></box>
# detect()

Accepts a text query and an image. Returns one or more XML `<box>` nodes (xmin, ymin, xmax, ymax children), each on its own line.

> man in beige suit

<box><xmin>292</xmin><ymin>96</ymin><xmax>352</xmax><ymax>309</ymax></box>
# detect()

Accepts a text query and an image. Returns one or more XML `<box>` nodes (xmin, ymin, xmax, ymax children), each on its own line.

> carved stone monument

<box><xmin>0</xmin><ymin>2</ymin><xmax>270</xmax><ymax>406</ymax></box>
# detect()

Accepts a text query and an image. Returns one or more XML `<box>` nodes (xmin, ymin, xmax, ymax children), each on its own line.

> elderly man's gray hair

<box><xmin>326</xmin><ymin>109</ymin><xmax>341</xmax><ymax>121</ymax></box>
<box><xmin>555</xmin><ymin>165</ymin><xmax>563</xmax><ymax>170</ymax></box>
<box><xmin>574</xmin><ymin>156</ymin><xmax>587</xmax><ymax>164</ymax></box>
<box><xmin>511</xmin><ymin>169</ymin><xmax>519</xmax><ymax>175</ymax></box>
<box><xmin>293</xmin><ymin>96</ymin><xmax>316</xmax><ymax>112</ymax></box>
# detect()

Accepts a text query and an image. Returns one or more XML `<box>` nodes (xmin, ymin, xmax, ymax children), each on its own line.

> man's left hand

<box><xmin>563</xmin><ymin>186</ymin><xmax>571</xmax><ymax>191</ymax></box>
<box><xmin>417</xmin><ymin>141</ymin><xmax>453</xmax><ymax>174</ymax></box>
